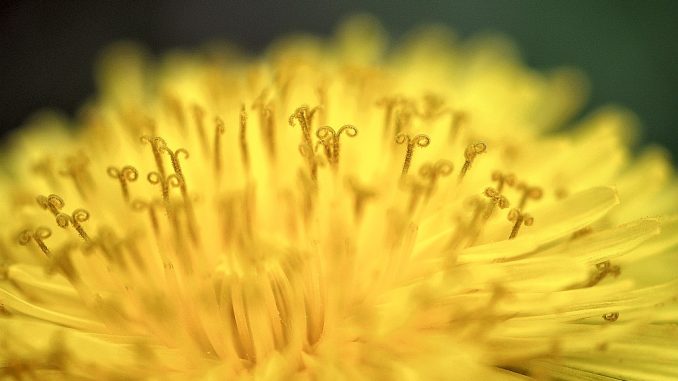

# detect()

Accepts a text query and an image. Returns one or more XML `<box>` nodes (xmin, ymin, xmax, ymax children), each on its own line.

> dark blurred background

<box><xmin>1</xmin><ymin>0</ymin><xmax>677</xmax><ymax>161</ymax></box>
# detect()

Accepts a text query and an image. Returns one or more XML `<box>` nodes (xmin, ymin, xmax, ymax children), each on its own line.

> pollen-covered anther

<box><xmin>147</xmin><ymin>172</ymin><xmax>183</xmax><ymax>204</ymax></box>
<box><xmin>59</xmin><ymin>153</ymin><xmax>94</xmax><ymax>198</ymax></box>
<box><xmin>376</xmin><ymin>95</ymin><xmax>404</xmax><ymax>137</ymax></box>
<box><xmin>316</xmin><ymin>125</ymin><xmax>358</xmax><ymax>168</ymax></box>
<box><xmin>417</xmin><ymin>92</ymin><xmax>450</xmax><ymax>122</ymax></box>
<box><xmin>491</xmin><ymin>171</ymin><xmax>516</xmax><ymax>193</ymax></box>
<box><xmin>459</xmin><ymin>142</ymin><xmax>487</xmax><ymax>180</ymax></box>
<box><xmin>288</xmin><ymin>105</ymin><xmax>316</xmax><ymax>149</ymax></box>
<box><xmin>36</xmin><ymin>194</ymin><xmax>65</xmax><ymax>216</ymax></box>
<box><xmin>140</xmin><ymin>135</ymin><xmax>169</xmax><ymax>178</ymax></box>
<box><xmin>17</xmin><ymin>227</ymin><xmax>52</xmax><ymax>256</ymax></box>
<box><xmin>448</xmin><ymin>111</ymin><xmax>468</xmax><ymax>142</ymax></box>
<box><xmin>347</xmin><ymin>177</ymin><xmax>377</xmax><ymax>219</ymax></box>
<box><xmin>395</xmin><ymin>133</ymin><xmax>431</xmax><ymax>178</ymax></box>
<box><xmin>106</xmin><ymin>165</ymin><xmax>139</xmax><ymax>202</ymax></box>
<box><xmin>516</xmin><ymin>182</ymin><xmax>543</xmax><ymax>210</ymax></box>
<box><xmin>131</xmin><ymin>199</ymin><xmax>161</xmax><ymax>234</ymax></box>
<box><xmin>507</xmin><ymin>208</ymin><xmax>534</xmax><ymax>239</ymax></box>
<box><xmin>419</xmin><ymin>160</ymin><xmax>453</xmax><ymax>197</ymax></box>
<box><xmin>56</xmin><ymin>209</ymin><xmax>91</xmax><ymax>242</ymax></box>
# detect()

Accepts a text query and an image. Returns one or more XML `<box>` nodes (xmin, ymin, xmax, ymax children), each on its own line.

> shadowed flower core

<box><xmin>1</xmin><ymin>16</ymin><xmax>677</xmax><ymax>380</ymax></box>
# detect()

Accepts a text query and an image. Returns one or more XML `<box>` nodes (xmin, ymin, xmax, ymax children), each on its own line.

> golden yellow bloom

<box><xmin>2</xmin><ymin>15</ymin><xmax>678</xmax><ymax>380</ymax></box>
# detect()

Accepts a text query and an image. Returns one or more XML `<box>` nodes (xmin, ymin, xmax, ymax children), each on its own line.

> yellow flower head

<box><xmin>1</xmin><ymin>15</ymin><xmax>677</xmax><ymax>380</ymax></box>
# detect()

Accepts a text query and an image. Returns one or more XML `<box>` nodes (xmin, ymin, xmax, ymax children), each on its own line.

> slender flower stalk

<box><xmin>1</xmin><ymin>15</ymin><xmax>677</xmax><ymax>381</ymax></box>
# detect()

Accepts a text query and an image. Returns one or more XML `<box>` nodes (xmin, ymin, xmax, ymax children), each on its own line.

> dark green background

<box><xmin>1</xmin><ymin>1</ymin><xmax>676</xmax><ymax>162</ymax></box>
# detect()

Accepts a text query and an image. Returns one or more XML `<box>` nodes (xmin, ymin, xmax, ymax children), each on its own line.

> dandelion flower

<box><xmin>1</xmin><ymin>16</ymin><xmax>678</xmax><ymax>380</ymax></box>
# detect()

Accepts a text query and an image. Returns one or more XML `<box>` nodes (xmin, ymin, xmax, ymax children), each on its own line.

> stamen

<box><xmin>394</xmin><ymin>105</ymin><xmax>415</xmax><ymax>136</ymax></box>
<box><xmin>346</xmin><ymin>178</ymin><xmax>376</xmax><ymax>220</ymax></box>
<box><xmin>289</xmin><ymin>105</ymin><xmax>313</xmax><ymax>150</ymax></box>
<box><xmin>448</xmin><ymin>111</ymin><xmax>468</xmax><ymax>143</ymax></box>
<box><xmin>406</xmin><ymin>180</ymin><xmax>429</xmax><ymax>213</ymax></box>
<box><xmin>516</xmin><ymin>182</ymin><xmax>543</xmax><ymax>210</ymax></box>
<box><xmin>31</xmin><ymin>157</ymin><xmax>59</xmax><ymax>190</ymax></box>
<box><xmin>483</xmin><ymin>187</ymin><xmax>510</xmax><ymax>219</ymax></box>
<box><xmin>376</xmin><ymin>96</ymin><xmax>401</xmax><ymax>138</ymax></box>
<box><xmin>36</xmin><ymin>194</ymin><xmax>65</xmax><ymax>216</ymax></box>
<box><xmin>239</xmin><ymin>104</ymin><xmax>250</xmax><ymax>171</ymax></box>
<box><xmin>417</xmin><ymin>92</ymin><xmax>449</xmax><ymax>122</ymax></box>
<box><xmin>106</xmin><ymin>166</ymin><xmax>139</xmax><ymax>202</ymax></box>
<box><xmin>192</xmin><ymin>104</ymin><xmax>210</xmax><ymax>156</ymax></box>
<box><xmin>316</xmin><ymin>125</ymin><xmax>358</xmax><ymax>168</ymax></box>
<box><xmin>163</xmin><ymin>94</ymin><xmax>187</xmax><ymax>134</ymax></box>
<box><xmin>147</xmin><ymin>172</ymin><xmax>183</xmax><ymax>204</ymax></box>
<box><xmin>395</xmin><ymin>133</ymin><xmax>431</xmax><ymax>178</ymax></box>
<box><xmin>459</xmin><ymin>143</ymin><xmax>487</xmax><ymax>181</ymax></box>
<box><xmin>59</xmin><ymin>154</ymin><xmax>94</xmax><ymax>199</ymax></box>
<box><xmin>298</xmin><ymin>145</ymin><xmax>318</xmax><ymax>182</ymax></box>
<box><xmin>602</xmin><ymin>312</ymin><xmax>619</xmax><ymax>322</ymax></box>
<box><xmin>132</xmin><ymin>199</ymin><xmax>161</xmax><ymax>235</ymax></box>
<box><xmin>252</xmin><ymin>92</ymin><xmax>276</xmax><ymax>158</ymax></box>
<box><xmin>419</xmin><ymin>160</ymin><xmax>453</xmax><ymax>197</ymax></box>
<box><xmin>47</xmin><ymin>242</ymin><xmax>78</xmax><ymax>280</ymax></box>
<box><xmin>507</xmin><ymin>208</ymin><xmax>534</xmax><ymax>239</ymax></box>
<box><xmin>214</xmin><ymin>117</ymin><xmax>226</xmax><ymax>175</ymax></box>
<box><xmin>160</xmin><ymin>147</ymin><xmax>189</xmax><ymax>188</ymax></box>
<box><xmin>56</xmin><ymin>209</ymin><xmax>91</xmax><ymax>242</ymax></box>
<box><xmin>491</xmin><ymin>171</ymin><xmax>516</xmax><ymax>193</ymax></box>
<box><xmin>140</xmin><ymin>136</ymin><xmax>169</xmax><ymax>178</ymax></box>
<box><xmin>18</xmin><ymin>227</ymin><xmax>52</xmax><ymax>256</ymax></box>
<box><xmin>316</xmin><ymin>83</ymin><xmax>328</xmax><ymax>126</ymax></box>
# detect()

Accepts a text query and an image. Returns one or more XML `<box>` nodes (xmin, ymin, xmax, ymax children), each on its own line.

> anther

<box><xmin>289</xmin><ymin>105</ymin><xmax>314</xmax><ymax>150</ymax></box>
<box><xmin>347</xmin><ymin>177</ymin><xmax>376</xmax><ymax>220</ymax></box>
<box><xmin>32</xmin><ymin>157</ymin><xmax>59</xmax><ymax>190</ymax></box>
<box><xmin>36</xmin><ymin>194</ymin><xmax>65</xmax><ymax>216</ymax></box>
<box><xmin>602</xmin><ymin>312</ymin><xmax>619</xmax><ymax>322</ymax></box>
<box><xmin>448</xmin><ymin>111</ymin><xmax>468</xmax><ymax>143</ymax></box>
<box><xmin>18</xmin><ymin>227</ymin><xmax>52</xmax><ymax>256</ymax></box>
<box><xmin>376</xmin><ymin>96</ymin><xmax>402</xmax><ymax>138</ymax></box>
<box><xmin>459</xmin><ymin>142</ymin><xmax>487</xmax><ymax>181</ymax></box>
<box><xmin>516</xmin><ymin>182</ymin><xmax>543</xmax><ymax>210</ymax></box>
<box><xmin>507</xmin><ymin>208</ymin><xmax>534</xmax><ymax>239</ymax></box>
<box><xmin>163</xmin><ymin>94</ymin><xmax>187</xmax><ymax>134</ymax></box>
<box><xmin>316</xmin><ymin>125</ymin><xmax>358</xmax><ymax>168</ymax></box>
<box><xmin>56</xmin><ymin>209</ymin><xmax>91</xmax><ymax>242</ymax></box>
<box><xmin>394</xmin><ymin>103</ymin><xmax>416</xmax><ymax>136</ymax></box>
<box><xmin>132</xmin><ymin>199</ymin><xmax>161</xmax><ymax>234</ymax></box>
<box><xmin>419</xmin><ymin>160</ymin><xmax>453</xmax><ymax>196</ymax></box>
<box><xmin>140</xmin><ymin>136</ymin><xmax>169</xmax><ymax>178</ymax></box>
<box><xmin>491</xmin><ymin>171</ymin><xmax>516</xmax><ymax>193</ymax></box>
<box><xmin>147</xmin><ymin>172</ymin><xmax>182</xmax><ymax>204</ymax></box>
<box><xmin>483</xmin><ymin>187</ymin><xmax>510</xmax><ymax>218</ymax></box>
<box><xmin>160</xmin><ymin>147</ymin><xmax>189</xmax><ymax>186</ymax></box>
<box><xmin>59</xmin><ymin>154</ymin><xmax>94</xmax><ymax>199</ymax></box>
<box><xmin>106</xmin><ymin>166</ymin><xmax>139</xmax><ymax>202</ymax></box>
<box><xmin>417</xmin><ymin>92</ymin><xmax>449</xmax><ymax>122</ymax></box>
<box><xmin>395</xmin><ymin>133</ymin><xmax>431</xmax><ymax>178</ymax></box>
<box><xmin>239</xmin><ymin>104</ymin><xmax>250</xmax><ymax>171</ymax></box>
<box><xmin>214</xmin><ymin>117</ymin><xmax>226</xmax><ymax>175</ymax></box>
